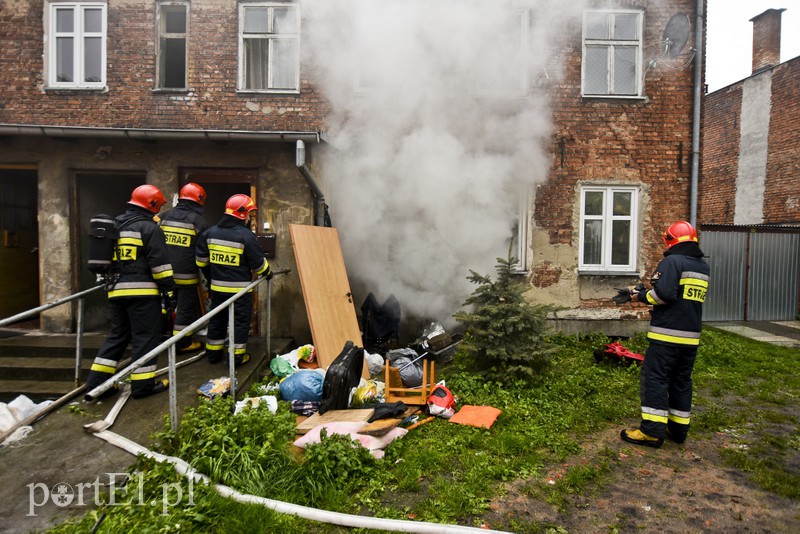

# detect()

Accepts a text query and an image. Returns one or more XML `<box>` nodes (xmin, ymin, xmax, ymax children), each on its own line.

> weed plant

<box><xmin>47</xmin><ymin>327</ymin><xmax>800</xmax><ymax>532</ymax></box>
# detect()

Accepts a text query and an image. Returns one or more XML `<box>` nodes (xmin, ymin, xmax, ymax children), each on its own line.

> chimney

<box><xmin>750</xmin><ymin>8</ymin><xmax>786</xmax><ymax>74</ymax></box>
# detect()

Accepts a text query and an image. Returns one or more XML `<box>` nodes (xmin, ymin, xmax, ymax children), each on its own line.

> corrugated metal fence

<box><xmin>701</xmin><ymin>226</ymin><xmax>800</xmax><ymax>321</ymax></box>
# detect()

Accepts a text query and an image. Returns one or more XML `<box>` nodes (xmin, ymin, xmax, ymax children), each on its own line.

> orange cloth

<box><xmin>449</xmin><ymin>405</ymin><xmax>502</xmax><ymax>429</ymax></box>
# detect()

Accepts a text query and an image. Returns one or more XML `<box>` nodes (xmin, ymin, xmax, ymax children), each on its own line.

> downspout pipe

<box><xmin>689</xmin><ymin>0</ymin><xmax>705</xmax><ymax>227</ymax></box>
<box><xmin>295</xmin><ymin>140</ymin><xmax>326</xmax><ymax>226</ymax></box>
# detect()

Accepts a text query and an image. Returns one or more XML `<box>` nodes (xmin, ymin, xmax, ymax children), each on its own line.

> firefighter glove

<box><xmin>612</xmin><ymin>288</ymin><xmax>632</xmax><ymax>304</ymax></box>
<box><xmin>163</xmin><ymin>290</ymin><xmax>177</xmax><ymax>314</ymax></box>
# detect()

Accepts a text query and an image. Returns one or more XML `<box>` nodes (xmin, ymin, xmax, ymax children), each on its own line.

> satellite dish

<box><xmin>662</xmin><ymin>13</ymin><xmax>691</xmax><ymax>58</ymax></box>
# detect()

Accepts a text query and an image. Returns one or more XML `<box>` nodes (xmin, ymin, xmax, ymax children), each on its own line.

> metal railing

<box><xmin>85</xmin><ymin>269</ymin><xmax>290</xmax><ymax>432</ymax></box>
<box><xmin>0</xmin><ymin>284</ymin><xmax>105</xmax><ymax>386</ymax></box>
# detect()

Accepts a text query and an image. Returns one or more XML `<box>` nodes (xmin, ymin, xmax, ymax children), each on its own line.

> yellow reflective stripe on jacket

<box><xmin>210</xmin><ymin>283</ymin><xmax>252</xmax><ymax>293</ymax></box>
<box><xmin>118</xmin><ymin>237</ymin><xmax>144</xmax><ymax>246</ymax></box>
<box><xmin>152</xmin><ymin>266</ymin><xmax>174</xmax><ymax>280</ymax></box>
<box><xmin>208</xmin><ymin>243</ymin><xmax>245</xmax><ymax>255</ymax></box>
<box><xmin>174</xmin><ymin>277</ymin><xmax>199</xmax><ymax>285</ymax></box>
<box><xmin>160</xmin><ymin>224</ymin><xmax>196</xmax><ymax>236</ymax></box>
<box><xmin>646</xmin><ymin>290</ymin><xmax>662</xmax><ymax>305</ymax></box>
<box><xmin>196</xmin><ymin>257</ymin><xmax>209</xmax><ymax>267</ymax></box>
<box><xmin>108</xmin><ymin>288</ymin><xmax>161</xmax><ymax>298</ymax></box>
<box><xmin>254</xmin><ymin>258</ymin><xmax>269</xmax><ymax>276</ymax></box>
<box><xmin>647</xmin><ymin>331</ymin><xmax>701</xmax><ymax>346</ymax></box>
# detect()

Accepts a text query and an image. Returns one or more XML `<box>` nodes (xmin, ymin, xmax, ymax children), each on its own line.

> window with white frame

<box><xmin>156</xmin><ymin>1</ymin><xmax>188</xmax><ymax>90</ymax></box>
<box><xmin>48</xmin><ymin>2</ymin><xmax>106</xmax><ymax>88</ymax></box>
<box><xmin>579</xmin><ymin>186</ymin><xmax>638</xmax><ymax>272</ymax></box>
<box><xmin>582</xmin><ymin>10</ymin><xmax>643</xmax><ymax>97</ymax></box>
<box><xmin>473</xmin><ymin>10</ymin><xmax>529</xmax><ymax>96</ymax></box>
<box><xmin>239</xmin><ymin>2</ymin><xmax>300</xmax><ymax>92</ymax></box>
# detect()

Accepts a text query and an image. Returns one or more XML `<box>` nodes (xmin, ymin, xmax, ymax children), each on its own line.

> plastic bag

<box><xmin>270</xmin><ymin>357</ymin><xmax>295</xmax><ymax>378</ymax></box>
<box><xmin>366</xmin><ymin>351</ymin><xmax>384</xmax><ymax>377</ymax></box>
<box><xmin>279</xmin><ymin>370</ymin><xmax>324</xmax><ymax>402</ymax></box>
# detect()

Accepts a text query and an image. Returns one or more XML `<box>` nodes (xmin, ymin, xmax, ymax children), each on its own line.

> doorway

<box><xmin>0</xmin><ymin>168</ymin><xmax>39</xmax><ymax>321</ymax></box>
<box><xmin>179</xmin><ymin>168</ymin><xmax>260</xmax><ymax>332</ymax></box>
<box><xmin>74</xmin><ymin>172</ymin><xmax>146</xmax><ymax>330</ymax></box>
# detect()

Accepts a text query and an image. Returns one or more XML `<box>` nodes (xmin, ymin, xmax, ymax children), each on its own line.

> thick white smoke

<box><xmin>302</xmin><ymin>0</ymin><xmax>584</xmax><ymax>325</ymax></box>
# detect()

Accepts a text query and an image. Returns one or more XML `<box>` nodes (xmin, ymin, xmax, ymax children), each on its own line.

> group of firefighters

<box><xmin>84</xmin><ymin>183</ymin><xmax>272</xmax><ymax>400</ymax></box>
<box><xmin>82</xmin><ymin>183</ymin><xmax>710</xmax><ymax>450</ymax></box>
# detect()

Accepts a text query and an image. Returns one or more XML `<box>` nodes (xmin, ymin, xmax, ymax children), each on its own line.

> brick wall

<box><xmin>701</xmin><ymin>57</ymin><xmax>800</xmax><ymax>225</ymax></box>
<box><xmin>765</xmin><ymin>58</ymin><xmax>800</xmax><ymax>224</ymax></box>
<box><xmin>751</xmin><ymin>9</ymin><xmax>783</xmax><ymax>73</ymax></box>
<box><xmin>700</xmin><ymin>85</ymin><xmax>742</xmax><ymax>224</ymax></box>
<box><xmin>0</xmin><ymin>0</ymin><xmax>329</xmax><ymax>132</ymax></box>
<box><xmin>532</xmin><ymin>0</ymin><xmax>698</xmax><ymax>295</ymax></box>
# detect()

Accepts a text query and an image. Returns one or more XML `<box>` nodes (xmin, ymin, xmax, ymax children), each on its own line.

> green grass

<box><xmin>47</xmin><ymin>327</ymin><xmax>800</xmax><ymax>532</ymax></box>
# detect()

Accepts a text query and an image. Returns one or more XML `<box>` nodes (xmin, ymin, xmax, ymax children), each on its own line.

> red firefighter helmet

<box><xmin>225</xmin><ymin>194</ymin><xmax>257</xmax><ymax>220</ymax></box>
<box><xmin>179</xmin><ymin>182</ymin><xmax>206</xmax><ymax>206</ymax></box>
<box><xmin>663</xmin><ymin>221</ymin><xmax>698</xmax><ymax>249</ymax></box>
<box><xmin>128</xmin><ymin>184</ymin><xmax>167</xmax><ymax>214</ymax></box>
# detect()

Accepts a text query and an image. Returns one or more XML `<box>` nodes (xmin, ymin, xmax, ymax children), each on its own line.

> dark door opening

<box><xmin>74</xmin><ymin>172</ymin><xmax>146</xmax><ymax>330</ymax></box>
<box><xmin>179</xmin><ymin>168</ymin><xmax>260</xmax><ymax>332</ymax></box>
<box><xmin>0</xmin><ymin>168</ymin><xmax>39</xmax><ymax>322</ymax></box>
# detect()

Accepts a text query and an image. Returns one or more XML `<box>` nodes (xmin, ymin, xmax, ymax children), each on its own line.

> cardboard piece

<box><xmin>295</xmin><ymin>408</ymin><xmax>374</xmax><ymax>435</ymax></box>
<box><xmin>289</xmin><ymin>224</ymin><xmax>368</xmax><ymax>378</ymax></box>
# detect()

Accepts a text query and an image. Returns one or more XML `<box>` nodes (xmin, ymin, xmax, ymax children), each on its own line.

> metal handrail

<box><xmin>0</xmin><ymin>284</ymin><xmax>105</xmax><ymax>386</ymax></box>
<box><xmin>85</xmin><ymin>269</ymin><xmax>291</xmax><ymax>432</ymax></box>
<box><xmin>0</xmin><ymin>284</ymin><xmax>104</xmax><ymax>328</ymax></box>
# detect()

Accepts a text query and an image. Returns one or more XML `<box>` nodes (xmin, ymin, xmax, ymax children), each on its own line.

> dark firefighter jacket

<box><xmin>159</xmin><ymin>200</ymin><xmax>208</xmax><ymax>286</ymax></box>
<box><xmin>109</xmin><ymin>206</ymin><xmax>175</xmax><ymax>299</ymax></box>
<box><xmin>195</xmin><ymin>215</ymin><xmax>270</xmax><ymax>294</ymax></box>
<box><xmin>636</xmin><ymin>242</ymin><xmax>710</xmax><ymax>346</ymax></box>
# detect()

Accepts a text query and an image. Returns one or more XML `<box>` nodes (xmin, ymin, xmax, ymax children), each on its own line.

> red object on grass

<box><xmin>595</xmin><ymin>341</ymin><xmax>644</xmax><ymax>365</ymax></box>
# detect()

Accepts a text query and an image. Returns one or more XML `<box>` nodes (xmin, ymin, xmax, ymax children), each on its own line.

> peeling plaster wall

<box><xmin>1</xmin><ymin>136</ymin><xmax>315</xmax><ymax>342</ymax></box>
<box><xmin>734</xmin><ymin>72</ymin><xmax>772</xmax><ymax>225</ymax></box>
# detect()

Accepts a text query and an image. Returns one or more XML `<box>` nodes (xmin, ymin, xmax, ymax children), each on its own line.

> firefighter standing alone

<box><xmin>621</xmin><ymin>221</ymin><xmax>711</xmax><ymax>448</ymax></box>
<box><xmin>195</xmin><ymin>194</ymin><xmax>272</xmax><ymax>366</ymax></box>
<box><xmin>159</xmin><ymin>183</ymin><xmax>209</xmax><ymax>352</ymax></box>
<box><xmin>84</xmin><ymin>185</ymin><xmax>175</xmax><ymax>399</ymax></box>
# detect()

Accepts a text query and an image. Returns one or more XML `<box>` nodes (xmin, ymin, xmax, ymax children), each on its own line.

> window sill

<box><xmin>581</xmin><ymin>94</ymin><xmax>648</xmax><ymax>102</ymax></box>
<box><xmin>236</xmin><ymin>89</ymin><xmax>301</xmax><ymax>96</ymax></box>
<box><xmin>578</xmin><ymin>270</ymin><xmax>641</xmax><ymax>277</ymax></box>
<box><xmin>152</xmin><ymin>88</ymin><xmax>191</xmax><ymax>94</ymax></box>
<box><xmin>45</xmin><ymin>86</ymin><xmax>106</xmax><ymax>92</ymax></box>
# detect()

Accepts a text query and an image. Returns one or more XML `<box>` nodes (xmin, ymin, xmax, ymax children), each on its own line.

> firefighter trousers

<box><xmin>205</xmin><ymin>291</ymin><xmax>253</xmax><ymax>364</ymax></box>
<box><xmin>85</xmin><ymin>297</ymin><xmax>163</xmax><ymax>398</ymax></box>
<box><xmin>172</xmin><ymin>284</ymin><xmax>201</xmax><ymax>349</ymax></box>
<box><xmin>639</xmin><ymin>341</ymin><xmax>698</xmax><ymax>441</ymax></box>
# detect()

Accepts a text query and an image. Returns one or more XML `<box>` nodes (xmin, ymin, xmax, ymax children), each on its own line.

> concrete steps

<box><xmin>0</xmin><ymin>330</ymin><xmax>293</xmax><ymax>403</ymax></box>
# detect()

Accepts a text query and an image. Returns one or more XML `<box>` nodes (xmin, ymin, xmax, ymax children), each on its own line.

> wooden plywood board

<box><xmin>295</xmin><ymin>409</ymin><xmax>375</xmax><ymax>434</ymax></box>
<box><xmin>290</xmin><ymin>224</ymin><xmax>368</xmax><ymax>377</ymax></box>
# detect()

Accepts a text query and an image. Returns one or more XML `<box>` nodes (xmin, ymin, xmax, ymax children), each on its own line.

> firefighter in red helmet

<box><xmin>620</xmin><ymin>221</ymin><xmax>711</xmax><ymax>448</ymax></box>
<box><xmin>84</xmin><ymin>184</ymin><xmax>175</xmax><ymax>399</ymax></box>
<box><xmin>159</xmin><ymin>183</ymin><xmax>209</xmax><ymax>353</ymax></box>
<box><xmin>195</xmin><ymin>194</ymin><xmax>272</xmax><ymax>366</ymax></box>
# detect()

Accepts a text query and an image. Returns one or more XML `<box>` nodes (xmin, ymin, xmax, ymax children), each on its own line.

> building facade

<box><xmin>701</xmin><ymin>8</ymin><xmax>800</xmax><ymax>321</ymax></box>
<box><xmin>0</xmin><ymin>0</ymin><xmax>704</xmax><ymax>339</ymax></box>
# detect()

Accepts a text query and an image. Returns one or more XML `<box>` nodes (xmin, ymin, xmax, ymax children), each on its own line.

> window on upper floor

<box><xmin>582</xmin><ymin>10</ymin><xmax>643</xmax><ymax>98</ymax></box>
<box><xmin>239</xmin><ymin>1</ymin><xmax>300</xmax><ymax>93</ymax></box>
<box><xmin>156</xmin><ymin>1</ymin><xmax>188</xmax><ymax>90</ymax></box>
<box><xmin>47</xmin><ymin>2</ymin><xmax>107</xmax><ymax>88</ymax></box>
<box><xmin>579</xmin><ymin>186</ymin><xmax>639</xmax><ymax>273</ymax></box>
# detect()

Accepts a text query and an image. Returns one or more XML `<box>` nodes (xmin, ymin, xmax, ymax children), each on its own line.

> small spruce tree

<box><xmin>454</xmin><ymin>253</ymin><xmax>556</xmax><ymax>382</ymax></box>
